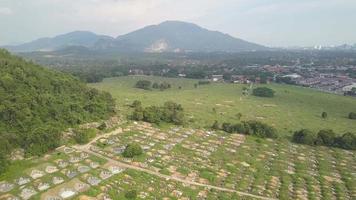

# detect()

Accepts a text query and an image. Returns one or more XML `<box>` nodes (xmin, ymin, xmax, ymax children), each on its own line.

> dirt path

<box><xmin>73</xmin><ymin>127</ymin><xmax>277</xmax><ymax>200</ymax></box>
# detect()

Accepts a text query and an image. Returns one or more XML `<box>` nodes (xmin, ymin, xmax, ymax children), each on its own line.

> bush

<box><xmin>135</xmin><ymin>80</ymin><xmax>151</xmax><ymax>90</ymax></box>
<box><xmin>315</xmin><ymin>129</ymin><xmax>336</xmax><ymax>146</ymax></box>
<box><xmin>252</xmin><ymin>87</ymin><xmax>275</xmax><ymax>97</ymax></box>
<box><xmin>292</xmin><ymin>129</ymin><xmax>316</xmax><ymax>145</ymax></box>
<box><xmin>73</xmin><ymin>128</ymin><xmax>97</xmax><ymax>144</ymax></box>
<box><xmin>122</xmin><ymin>143</ymin><xmax>143</xmax><ymax>158</ymax></box>
<box><xmin>211</xmin><ymin>120</ymin><xmax>220</xmax><ymax>130</ymax></box>
<box><xmin>335</xmin><ymin>132</ymin><xmax>356</xmax><ymax>150</ymax></box>
<box><xmin>125</xmin><ymin>190</ymin><xmax>137</xmax><ymax>199</ymax></box>
<box><xmin>131</xmin><ymin>101</ymin><xmax>184</xmax><ymax>125</ymax></box>
<box><xmin>321</xmin><ymin>112</ymin><xmax>328</xmax><ymax>119</ymax></box>
<box><xmin>348</xmin><ymin>112</ymin><xmax>356</xmax><ymax>119</ymax></box>
<box><xmin>219</xmin><ymin>120</ymin><xmax>277</xmax><ymax>139</ymax></box>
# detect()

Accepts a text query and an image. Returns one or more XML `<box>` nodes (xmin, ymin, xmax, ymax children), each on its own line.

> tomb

<box><xmin>87</xmin><ymin>176</ymin><xmax>101</xmax><ymax>186</ymax></box>
<box><xmin>20</xmin><ymin>187</ymin><xmax>37</xmax><ymax>200</ymax></box>
<box><xmin>52</xmin><ymin>177</ymin><xmax>64</xmax><ymax>185</ymax></box>
<box><xmin>30</xmin><ymin>169</ymin><xmax>45</xmax><ymax>179</ymax></box>
<box><xmin>45</xmin><ymin>165</ymin><xmax>59</xmax><ymax>174</ymax></box>
<box><xmin>0</xmin><ymin>181</ymin><xmax>14</xmax><ymax>193</ymax></box>
<box><xmin>16</xmin><ymin>177</ymin><xmax>31</xmax><ymax>186</ymax></box>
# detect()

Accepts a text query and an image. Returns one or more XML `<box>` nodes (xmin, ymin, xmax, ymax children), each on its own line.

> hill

<box><xmin>4</xmin><ymin>21</ymin><xmax>267</xmax><ymax>53</ymax></box>
<box><xmin>0</xmin><ymin>49</ymin><xmax>115</xmax><ymax>166</ymax></box>
<box><xmin>4</xmin><ymin>31</ymin><xmax>113</xmax><ymax>52</ymax></box>
<box><xmin>95</xmin><ymin>21</ymin><xmax>267</xmax><ymax>52</ymax></box>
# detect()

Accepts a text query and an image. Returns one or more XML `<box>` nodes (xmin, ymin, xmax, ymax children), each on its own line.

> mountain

<box><xmin>4</xmin><ymin>21</ymin><xmax>267</xmax><ymax>53</ymax></box>
<box><xmin>0</xmin><ymin>49</ymin><xmax>115</xmax><ymax>160</ymax></box>
<box><xmin>95</xmin><ymin>21</ymin><xmax>267</xmax><ymax>52</ymax></box>
<box><xmin>4</xmin><ymin>31</ymin><xmax>113</xmax><ymax>52</ymax></box>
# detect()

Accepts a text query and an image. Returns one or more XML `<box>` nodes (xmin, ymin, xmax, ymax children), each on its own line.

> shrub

<box><xmin>135</xmin><ymin>80</ymin><xmax>151</xmax><ymax>90</ymax></box>
<box><xmin>348</xmin><ymin>112</ymin><xmax>356</xmax><ymax>119</ymax></box>
<box><xmin>315</xmin><ymin>129</ymin><xmax>336</xmax><ymax>146</ymax></box>
<box><xmin>252</xmin><ymin>87</ymin><xmax>275</xmax><ymax>97</ymax></box>
<box><xmin>211</xmin><ymin>120</ymin><xmax>220</xmax><ymax>130</ymax></box>
<box><xmin>122</xmin><ymin>143</ymin><xmax>143</xmax><ymax>158</ymax></box>
<box><xmin>125</xmin><ymin>190</ymin><xmax>137</xmax><ymax>199</ymax></box>
<box><xmin>219</xmin><ymin>120</ymin><xmax>277</xmax><ymax>139</ymax></box>
<box><xmin>131</xmin><ymin>101</ymin><xmax>184</xmax><ymax>125</ymax></box>
<box><xmin>335</xmin><ymin>132</ymin><xmax>356</xmax><ymax>150</ymax></box>
<box><xmin>73</xmin><ymin>128</ymin><xmax>97</xmax><ymax>144</ymax></box>
<box><xmin>292</xmin><ymin>129</ymin><xmax>316</xmax><ymax>145</ymax></box>
<box><xmin>321</xmin><ymin>112</ymin><xmax>328</xmax><ymax>119</ymax></box>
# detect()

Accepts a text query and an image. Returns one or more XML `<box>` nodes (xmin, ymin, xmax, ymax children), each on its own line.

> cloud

<box><xmin>0</xmin><ymin>7</ymin><xmax>13</xmax><ymax>15</ymax></box>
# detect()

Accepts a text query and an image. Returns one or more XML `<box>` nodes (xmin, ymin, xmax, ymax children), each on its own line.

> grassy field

<box><xmin>90</xmin><ymin>75</ymin><xmax>356</xmax><ymax>136</ymax></box>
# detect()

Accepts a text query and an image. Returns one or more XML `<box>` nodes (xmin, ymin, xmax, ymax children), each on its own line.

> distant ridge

<box><xmin>4</xmin><ymin>21</ymin><xmax>267</xmax><ymax>53</ymax></box>
<box><xmin>4</xmin><ymin>31</ymin><xmax>113</xmax><ymax>52</ymax></box>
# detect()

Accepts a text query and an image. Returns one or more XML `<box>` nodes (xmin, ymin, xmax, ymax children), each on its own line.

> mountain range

<box><xmin>4</xmin><ymin>21</ymin><xmax>267</xmax><ymax>53</ymax></box>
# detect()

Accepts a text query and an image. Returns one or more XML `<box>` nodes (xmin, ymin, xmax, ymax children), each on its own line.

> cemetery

<box><xmin>0</xmin><ymin>121</ymin><xmax>355</xmax><ymax>199</ymax></box>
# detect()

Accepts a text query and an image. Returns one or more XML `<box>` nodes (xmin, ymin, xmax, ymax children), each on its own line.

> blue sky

<box><xmin>0</xmin><ymin>0</ymin><xmax>355</xmax><ymax>47</ymax></box>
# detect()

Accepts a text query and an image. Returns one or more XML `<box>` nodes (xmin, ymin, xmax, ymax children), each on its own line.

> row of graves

<box><xmin>0</xmin><ymin>147</ymin><xmax>126</xmax><ymax>200</ymax></box>
<box><xmin>202</xmin><ymin>137</ymin><xmax>356</xmax><ymax>200</ymax></box>
<box><xmin>92</xmin><ymin>121</ymin><xmax>355</xmax><ymax>200</ymax></box>
<box><xmin>94</xmin><ymin>169</ymin><xmax>253</xmax><ymax>200</ymax></box>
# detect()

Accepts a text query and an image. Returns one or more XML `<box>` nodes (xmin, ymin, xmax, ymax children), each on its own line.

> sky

<box><xmin>0</xmin><ymin>0</ymin><xmax>355</xmax><ymax>47</ymax></box>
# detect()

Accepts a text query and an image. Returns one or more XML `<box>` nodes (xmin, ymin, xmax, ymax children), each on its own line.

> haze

<box><xmin>0</xmin><ymin>0</ymin><xmax>355</xmax><ymax>47</ymax></box>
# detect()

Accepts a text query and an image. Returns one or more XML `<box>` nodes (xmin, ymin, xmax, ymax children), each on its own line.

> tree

<box><xmin>0</xmin><ymin>152</ymin><xmax>9</xmax><ymax>174</ymax></box>
<box><xmin>335</xmin><ymin>132</ymin><xmax>356</xmax><ymax>150</ymax></box>
<box><xmin>212</xmin><ymin>120</ymin><xmax>220</xmax><ymax>130</ymax></box>
<box><xmin>131</xmin><ymin>100</ymin><xmax>142</xmax><ymax>108</ymax></box>
<box><xmin>292</xmin><ymin>129</ymin><xmax>316</xmax><ymax>145</ymax></box>
<box><xmin>122</xmin><ymin>143</ymin><xmax>143</xmax><ymax>158</ymax></box>
<box><xmin>73</xmin><ymin>128</ymin><xmax>97</xmax><ymax>144</ymax></box>
<box><xmin>252</xmin><ymin>87</ymin><xmax>275</xmax><ymax>97</ymax></box>
<box><xmin>235</xmin><ymin>113</ymin><xmax>242</xmax><ymax>120</ymax></box>
<box><xmin>321</xmin><ymin>112</ymin><xmax>328</xmax><ymax>119</ymax></box>
<box><xmin>315</xmin><ymin>129</ymin><xmax>336</xmax><ymax>146</ymax></box>
<box><xmin>135</xmin><ymin>80</ymin><xmax>151</xmax><ymax>90</ymax></box>
<box><xmin>152</xmin><ymin>82</ymin><xmax>159</xmax><ymax>89</ymax></box>
<box><xmin>125</xmin><ymin>190</ymin><xmax>137</xmax><ymax>199</ymax></box>
<box><xmin>348</xmin><ymin>112</ymin><xmax>356</xmax><ymax>119</ymax></box>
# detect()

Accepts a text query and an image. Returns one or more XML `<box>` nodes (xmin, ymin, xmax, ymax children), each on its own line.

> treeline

<box><xmin>0</xmin><ymin>49</ymin><xmax>116</xmax><ymax>174</ymax></box>
<box><xmin>135</xmin><ymin>80</ymin><xmax>171</xmax><ymax>91</ymax></box>
<box><xmin>293</xmin><ymin>129</ymin><xmax>356</xmax><ymax>150</ymax></box>
<box><xmin>212</xmin><ymin>120</ymin><xmax>278</xmax><ymax>139</ymax></box>
<box><xmin>131</xmin><ymin>101</ymin><xmax>184</xmax><ymax>125</ymax></box>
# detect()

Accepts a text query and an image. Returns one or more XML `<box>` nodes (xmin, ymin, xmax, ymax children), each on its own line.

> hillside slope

<box><xmin>0</xmin><ymin>49</ymin><xmax>115</xmax><ymax>158</ymax></box>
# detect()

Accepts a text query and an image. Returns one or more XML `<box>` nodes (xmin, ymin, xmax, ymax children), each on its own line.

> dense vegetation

<box><xmin>0</xmin><ymin>49</ymin><xmax>115</xmax><ymax>173</ymax></box>
<box><xmin>135</xmin><ymin>80</ymin><xmax>171</xmax><ymax>91</ymax></box>
<box><xmin>292</xmin><ymin>129</ymin><xmax>356</xmax><ymax>150</ymax></box>
<box><xmin>252</xmin><ymin>87</ymin><xmax>275</xmax><ymax>97</ymax></box>
<box><xmin>214</xmin><ymin>120</ymin><xmax>278</xmax><ymax>139</ymax></box>
<box><xmin>73</xmin><ymin>128</ymin><xmax>97</xmax><ymax>144</ymax></box>
<box><xmin>131</xmin><ymin>101</ymin><xmax>184</xmax><ymax>125</ymax></box>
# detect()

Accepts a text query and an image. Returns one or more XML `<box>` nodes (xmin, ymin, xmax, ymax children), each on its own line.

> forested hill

<box><xmin>0</xmin><ymin>49</ymin><xmax>115</xmax><ymax>166</ymax></box>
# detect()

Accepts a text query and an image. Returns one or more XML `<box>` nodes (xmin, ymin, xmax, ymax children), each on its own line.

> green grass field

<box><xmin>90</xmin><ymin>76</ymin><xmax>356</xmax><ymax>136</ymax></box>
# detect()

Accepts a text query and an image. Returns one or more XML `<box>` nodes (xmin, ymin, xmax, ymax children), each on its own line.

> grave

<box><xmin>53</xmin><ymin>177</ymin><xmax>64</xmax><ymax>185</ymax></box>
<box><xmin>16</xmin><ymin>177</ymin><xmax>31</xmax><ymax>186</ymax></box>
<box><xmin>0</xmin><ymin>182</ymin><xmax>14</xmax><ymax>193</ymax></box>
<box><xmin>38</xmin><ymin>182</ymin><xmax>51</xmax><ymax>191</ymax></box>
<box><xmin>46</xmin><ymin>165</ymin><xmax>59</xmax><ymax>174</ymax></box>
<box><xmin>30</xmin><ymin>169</ymin><xmax>45</xmax><ymax>179</ymax></box>
<box><xmin>87</xmin><ymin>176</ymin><xmax>101</xmax><ymax>186</ymax></box>
<box><xmin>20</xmin><ymin>187</ymin><xmax>37</xmax><ymax>200</ymax></box>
